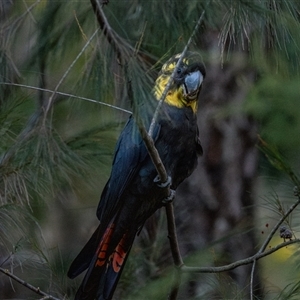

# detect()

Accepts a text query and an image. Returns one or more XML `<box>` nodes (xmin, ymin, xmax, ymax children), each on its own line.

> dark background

<box><xmin>1</xmin><ymin>1</ymin><xmax>300</xmax><ymax>299</ymax></box>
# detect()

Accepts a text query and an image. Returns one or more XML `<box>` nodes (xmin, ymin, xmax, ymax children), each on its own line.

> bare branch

<box><xmin>165</xmin><ymin>203</ymin><xmax>183</xmax><ymax>300</ymax></box>
<box><xmin>260</xmin><ymin>193</ymin><xmax>300</xmax><ymax>254</ymax></box>
<box><xmin>90</xmin><ymin>0</ymin><xmax>158</xmax><ymax>81</ymax></box>
<box><xmin>181</xmin><ymin>239</ymin><xmax>300</xmax><ymax>273</ymax></box>
<box><xmin>250</xmin><ymin>259</ymin><xmax>257</xmax><ymax>300</ymax></box>
<box><xmin>165</xmin><ymin>203</ymin><xmax>184</xmax><ymax>267</ymax></box>
<box><xmin>90</xmin><ymin>0</ymin><xmax>133</xmax><ymax>62</ymax></box>
<box><xmin>250</xmin><ymin>191</ymin><xmax>300</xmax><ymax>299</ymax></box>
<box><xmin>0</xmin><ymin>82</ymin><xmax>132</xmax><ymax>114</ymax></box>
<box><xmin>0</xmin><ymin>267</ymin><xmax>61</xmax><ymax>300</ymax></box>
<box><xmin>136</xmin><ymin>123</ymin><xmax>169</xmax><ymax>194</ymax></box>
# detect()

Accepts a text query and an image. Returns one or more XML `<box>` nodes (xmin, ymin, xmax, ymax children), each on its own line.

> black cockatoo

<box><xmin>68</xmin><ymin>52</ymin><xmax>206</xmax><ymax>300</ymax></box>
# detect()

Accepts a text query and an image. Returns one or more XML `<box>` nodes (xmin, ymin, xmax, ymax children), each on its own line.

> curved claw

<box><xmin>153</xmin><ymin>175</ymin><xmax>172</xmax><ymax>188</ymax></box>
<box><xmin>162</xmin><ymin>189</ymin><xmax>176</xmax><ymax>204</ymax></box>
<box><xmin>153</xmin><ymin>175</ymin><xmax>174</xmax><ymax>204</ymax></box>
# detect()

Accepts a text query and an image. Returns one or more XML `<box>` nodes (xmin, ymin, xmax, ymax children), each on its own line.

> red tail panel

<box><xmin>73</xmin><ymin>225</ymin><xmax>135</xmax><ymax>299</ymax></box>
<box><xmin>95</xmin><ymin>224</ymin><xmax>115</xmax><ymax>268</ymax></box>
<box><xmin>112</xmin><ymin>233</ymin><xmax>127</xmax><ymax>273</ymax></box>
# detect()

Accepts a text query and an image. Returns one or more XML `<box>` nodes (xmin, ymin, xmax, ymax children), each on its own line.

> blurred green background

<box><xmin>1</xmin><ymin>1</ymin><xmax>300</xmax><ymax>299</ymax></box>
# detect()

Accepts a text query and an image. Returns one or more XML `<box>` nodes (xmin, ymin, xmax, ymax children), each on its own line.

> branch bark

<box><xmin>180</xmin><ymin>239</ymin><xmax>300</xmax><ymax>273</ymax></box>
<box><xmin>249</xmin><ymin>189</ymin><xmax>300</xmax><ymax>299</ymax></box>
<box><xmin>0</xmin><ymin>82</ymin><xmax>132</xmax><ymax>114</ymax></box>
<box><xmin>0</xmin><ymin>267</ymin><xmax>61</xmax><ymax>300</ymax></box>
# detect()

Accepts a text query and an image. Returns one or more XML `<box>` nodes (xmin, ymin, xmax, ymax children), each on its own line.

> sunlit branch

<box><xmin>249</xmin><ymin>190</ymin><xmax>300</xmax><ymax>299</ymax></box>
<box><xmin>259</xmin><ymin>192</ymin><xmax>300</xmax><ymax>255</ymax></box>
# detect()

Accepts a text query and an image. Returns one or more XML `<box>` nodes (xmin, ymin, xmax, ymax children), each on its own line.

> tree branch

<box><xmin>165</xmin><ymin>203</ymin><xmax>184</xmax><ymax>267</ymax></box>
<box><xmin>0</xmin><ymin>267</ymin><xmax>61</xmax><ymax>300</ymax></box>
<box><xmin>180</xmin><ymin>239</ymin><xmax>300</xmax><ymax>273</ymax></box>
<box><xmin>0</xmin><ymin>82</ymin><xmax>132</xmax><ymax>114</ymax></box>
<box><xmin>249</xmin><ymin>189</ymin><xmax>300</xmax><ymax>299</ymax></box>
<box><xmin>259</xmin><ymin>191</ymin><xmax>300</xmax><ymax>254</ymax></box>
<box><xmin>165</xmin><ymin>203</ymin><xmax>183</xmax><ymax>300</ymax></box>
<box><xmin>90</xmin><ymin>0</ymin><xmax>152</xmax><ymax>65</ymax></box>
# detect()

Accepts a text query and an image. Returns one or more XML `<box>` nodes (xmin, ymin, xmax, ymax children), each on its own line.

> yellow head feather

<box><xmin>153</xmin><ymin>53</ymin><xmax>203</xmax><ymax>113</ymax></box>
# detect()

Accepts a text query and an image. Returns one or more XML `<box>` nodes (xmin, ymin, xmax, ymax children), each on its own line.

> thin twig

<box><xmin>137</xmin><ymin>124</ymin><xmax>168</xmax><ymax>185</ymax></box>
<box><xmin>44</xmin><ymin>28</ymin><xmax>99</xmax><ymax>118</ymax></box>
<box><xmin>90</xmin><ymin>0</ymin><xmax>132</xmax><ymax>62</ymax></box>
<box><xmin>0</xmin><ymin>82</ymin><xmax>131</xmax><ymax>114</ymax></box>
<box><xmin>165</xmin><ymin>203</ymin><xmax>184</xmax><ymax>267</ymax></box>
<box><xmin>181</xmin><ymin>238</ymin><xmax>300</xmax><ymax>273</ymax></box>
<box><xmin>250</xmin><ymin>259</ymin><xmax>256</xmax><ymax>300</ymax></box>
<box><xmin>165</xmin><ymin>203</ymin><xmax>183</xmax><ymax>300</ymax></box>
<box><xmin>249</xmin><ymin>193</ymin><xmax>300</xmax><ymax>299</ymax></box>
<box><xmin>259</xmin><ymin>195</ymin><xmax>300</xmax><ymax>253</ymax></box>
<box><xmin>91</xmin><ymin>0</ymin><xmax>157</xmax><ymax>65</ymax></box>
<box><xmin>0</xmin><ymin>267</ymin><xmax>61</xmax><ymax>300</ymax></box>
<box><xmin>148</xmin><ymin>10</ymin><xmax>206</xmax><ymax>137</ymax></box>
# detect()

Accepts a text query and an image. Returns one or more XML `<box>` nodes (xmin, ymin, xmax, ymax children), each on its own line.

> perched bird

<box><xmin>68</xmin><ymin>52</ymin><xmax>206</xmax><ymax>300</ymax></box>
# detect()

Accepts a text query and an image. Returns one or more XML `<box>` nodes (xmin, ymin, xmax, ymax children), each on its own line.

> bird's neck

<box><xmin>153</xmin><ymin>82</ymin><xmax>198</xmax><ymax>113</ymax></box>
<box><xmin>164</xmin><ymin>91</ymin><xmax>198</xmax><ymax>113</ymax></box>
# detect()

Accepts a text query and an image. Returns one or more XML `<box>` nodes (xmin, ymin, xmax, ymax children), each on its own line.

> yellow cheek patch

<box><xmin>153</xmin><ymin>55</ymin><xmax>198</xmax><ymax>113</ymax></box>
<box><xmin>153</xmin><ymin>75</ymin><xmax>169</xmax><ymax>99</ymax></box>
<box><xmin>153</xmin><ymin>75</ymin><xmax>198</xmax><ymax>113</ymax></box>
